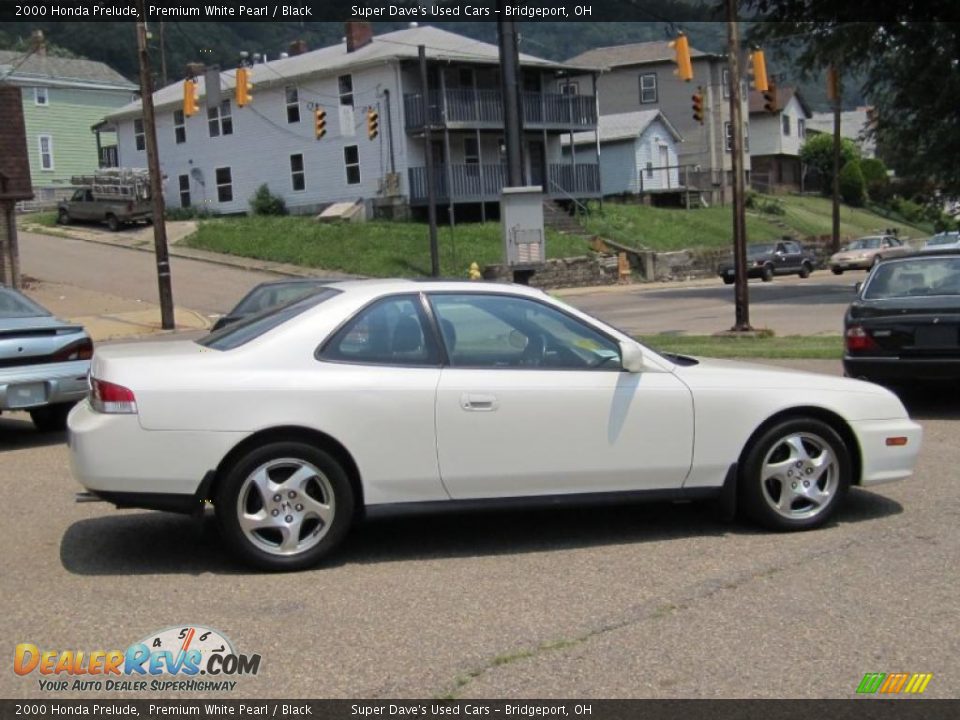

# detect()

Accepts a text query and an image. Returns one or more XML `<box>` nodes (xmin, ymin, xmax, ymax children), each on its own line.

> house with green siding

<box><xmin>0</xmin><ymin>43</ymin><xmax>136</xmax><ymax>202</ymax></box>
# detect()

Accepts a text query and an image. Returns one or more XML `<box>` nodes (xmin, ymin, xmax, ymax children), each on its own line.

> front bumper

<box><xmin>844</xmin><ymin>355</ymin><xmax>960</xmax><ymax>382</ymax></box>
<box><xmin>830</xmin><ymin>259</ymin><xmax>871</xmax><ymax>271</ymax></box>
<box><xmin>850</xmin><ymin>417</ymin><xmax>923</xmax><ymax>486</ymax></box>
<box><xmin>0</xmin><ymin>360</ymin><xmax>89</xmax><ymax>411</ymax></box>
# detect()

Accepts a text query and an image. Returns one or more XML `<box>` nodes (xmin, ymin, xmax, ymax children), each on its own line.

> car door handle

<box><xmin>460</xmin><ymin>393</ymin><xmax>499</xmax><ymax>412</ymax></box>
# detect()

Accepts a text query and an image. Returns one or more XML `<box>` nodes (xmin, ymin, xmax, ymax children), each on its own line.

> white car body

<box><xmin>68</xmin><ymin>280</ymin><xmax>922</xmax><ymax>567</ymax></box>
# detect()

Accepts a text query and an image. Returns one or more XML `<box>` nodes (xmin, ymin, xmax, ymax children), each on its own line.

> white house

<box><xmin>562</xmin><ymin>110</ymin><xmax>682</xmax><ymax>197</ymax></box>
<box><xmin>806</xmin><ymin>106</ymin><xmax>877</xmax><ymax>159</ymax></box>
<box><xmin>747</xmin><ymin>85</ymin><xmax>812</xmax><ymax>193</ymax></box>
<box><xmin>94</xmin><ymin>23</ymin><xmax>601</xmax><ymax>220</ymax></box>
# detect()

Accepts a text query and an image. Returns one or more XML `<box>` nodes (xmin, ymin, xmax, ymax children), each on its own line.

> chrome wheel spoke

<box><xmin>785</xmin><ymin>435</ymin><xmax>811</xmax><ymax>463</ymax></box>
<box><xmin>760</xmin><ymin>431</ymin><xmax>839</xmax><ymax>521</ymax></box>
<box><xmin>281</xmin><ymin>464</ymin><xmax>317</xmax><ymax>493</ymax></box>
<box><xmin>248</xmin><ymin>467</ymin><xmax>275</xmax><ymax>504</ymax></box>
<box><xmin>279</xmin><ymin>521</ymin><xmax>303</xmax><ymax>552</ymax></box>
<box><xmin>239</xmin><ymin>509</ymin><xmax>277</xmax><ymax>534</ymax></box>
<box><xmin>300</xmin><ymin>494</ymin><xmax>334</xmax><ymax>527</ymax></box>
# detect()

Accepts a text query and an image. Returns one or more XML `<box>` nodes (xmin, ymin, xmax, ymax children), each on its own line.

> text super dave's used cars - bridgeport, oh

<box><xmin>68</xmin><ymin>280</ymin><xmax>922</xmax><ymax>570</ymax></box>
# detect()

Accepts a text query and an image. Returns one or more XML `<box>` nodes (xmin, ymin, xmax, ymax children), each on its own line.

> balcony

<box><xmin>408</xmin><ymin>163</ymin><xmax>600</xmax><ymax>205</ymax></box>
<box><xmin>403</xmin><ymin>90</ymin><xmax>597</xmax><ymax>132</ymax></box>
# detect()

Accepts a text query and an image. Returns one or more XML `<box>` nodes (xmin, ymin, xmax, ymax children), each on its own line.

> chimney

<box><xmin>345</xmin><ymin>22</ymin><xmax>373</xmax><ymax>53</ymax></box>
<box><xmin>30</xmin><ymin>29</ymin><xmax>46</xmax><ymax>57</ymax></box>
<box><xmin>288</xmin><ymin>39</ymin><xmax>308</xmax><ymax>57</ymax></box>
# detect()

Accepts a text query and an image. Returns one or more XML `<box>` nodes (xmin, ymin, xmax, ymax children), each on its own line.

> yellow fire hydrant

<box><xmin>468</xmin><ymin>262</ymin><xmax>482</xmax><ymax>280</ymax></box>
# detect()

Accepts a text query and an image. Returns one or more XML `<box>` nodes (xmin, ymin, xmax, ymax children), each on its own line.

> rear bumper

<box><xmin>718</xmin><ymin>266</ymin><xmax>768</xmax><ymax>280</ymax></box>
<box><xmin>844</xmin><ymin>355</ymin><xmax>960</xmax><ymax>382</ymax></box>
<box><xmin>850</xmin><ymin>417</ymin><xmax>923</xmax><ymax>486</ymax></box>
<box><xmin>0</xmin><ymin>361</ymin><xmax>89</xmax><ymax>411</ymax></box>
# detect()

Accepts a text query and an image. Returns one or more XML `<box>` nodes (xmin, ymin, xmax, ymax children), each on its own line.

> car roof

<box><xmin>882</xmin><ymin>248</ymin><xmax>960</xmax><ymax>262</ymax></box>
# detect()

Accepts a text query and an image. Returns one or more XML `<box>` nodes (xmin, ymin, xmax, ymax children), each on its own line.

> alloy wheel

<box><xmin>759</xmin><ymin>432</ymin><xmax>839</xmax><ymax>521</ymax></box>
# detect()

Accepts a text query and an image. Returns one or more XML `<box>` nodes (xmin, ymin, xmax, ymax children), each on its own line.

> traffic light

<box><xmin>182</xmin><ymin>78</ymin><xmax>199</xmax><ymax>117</ymax></box>
<box><xmin>314</xmin><ymin>107</ymin><xmax>327</xmax><ymax>139</ymax></box>
<box><xmin>762</xmin><ymin>82</ymin><xmax>778</xmax><ymax>114</ymax></box>
<box><xmin>668</xmin><ymin>32</ymin><xmax>693</xmax><ymax>82</ymax></box>
<box><xmin>366</xmin><ymin>107</ymin><xmax>379</xmax><ymax>140</ymax></box>
<box><xmin>691</xmin><ymin>89</ymin><xmax>705</xmax><ymax>124</ymax></box>
<box><xmin>236</xmin><ymin>67</ymin><xmax>252</xmax><ymax>107</ymax></box>
<box><xmin>826</xmin><ymin>66</ymin><xmax>840</xmax><ymax>102</ymax></box>
<box><xmin>750</xmin><ymin>49</ymin><xmax>768</xmax><ymax>92</ymax></box>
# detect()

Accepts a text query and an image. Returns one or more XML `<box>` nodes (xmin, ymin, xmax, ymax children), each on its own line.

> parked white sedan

<box><xmin>69</xmin><ymin>280</ymin><xmax>922</xmax><ymax>570</ymax></box>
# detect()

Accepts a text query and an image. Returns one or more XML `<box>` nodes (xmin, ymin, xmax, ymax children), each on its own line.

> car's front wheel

<box><xmin>216</xmin><ymin>441</ymin><xmax>355</xmax><ymax>570</ymax></box>
<box><xmin>760</xmin><ymin>264</ymin><xmax>774</xmax><ymax>282</ymax></box>
<box><xmin>722</xmin><ymin>276</ymin><xmax>734</xmax><ymax>285</ymax></box>
<box><xmin>738</xmin><ymin>418</ymin><xmax>851</xmax><ymax>531</ymax></box>
<box><xmin>57</xmin><ymin>209</ymin><xmax>71</xmax><ymax>225</ymax></box>
<box><xmin>831</xmin><ymin>267</ymin><xmax>843</xmax><ymax>275</ymax></box>
<box><xmin>798</xmin><ymin>262</ymin><xmax>812</xmax><ymax>279</ymax></box>
<box><xmin>106</xmin><ymin>214</ymin><xmax>120</xmax><ymax>232</ymax></box>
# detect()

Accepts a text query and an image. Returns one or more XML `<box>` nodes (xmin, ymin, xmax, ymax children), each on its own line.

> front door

<box><xmin>658</xmin><ymin>145</ymin><xmax>670</xmax><ymax>189</ymax></box>
<box><xmin>429</xmin><ymin>292</ymin><xmax>694</xmax><ymax>499</ymax></box>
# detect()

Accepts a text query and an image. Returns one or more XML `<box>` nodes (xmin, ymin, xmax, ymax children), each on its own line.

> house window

<box><xmin>174</xmin><ymin>109</ymin><xmax>186</xmax><ymax>144</ymax></box>
<box><xmin>798</xmin><ymin>118</ymin><xmax>806</xmax><ymax>138</ymax></box>
<box><xmin>134</xmin><ymin>118</ymin><xmax>145</xmax><ymax>151</ymax></box>
<box><xmin>725</xmin><ymin>122</ymin><xmax>732</xmax><ymax>151</ymax></box>
<box><xmin>639</xmin><ymin>73</ymin><xmax>657</xmax><ymax>104</ymax></box>
<box><xmin>463</xmin><ymin>137</ymin><xmax>479</xmax><ymax>165</ymax></box>
<box><xmin>560</xmin><ymin>81</ymin><xmax>579</xmax><ymax>96</ymax></box>
<box><xmin>215</xmin><ymin>166</ymin><xmax>233</xmax><ymax>202</ymax></box>
<box><xmin>782</xmin><ymin>115</ymin><xmax>791</xmax><ymax>136</ymax></box>
<box><xmin>645</xmin><ymin>161</ymin><xmax>653</xmax><ymax>179</ymax></box>
<box><xmin>208</xmin><ymin>100</ymin><xmax>233</xmax><ymax>137</ymax></box>
<box><xmin>286</xmin><ymin>86</ymin><xmax>300</xmax><ymax>124</ymax></box>
<box><xmin>178</xmin><ymin>174</ymin><xmax>190</xmax><ymax>208</ymax></box>
<box><xmin>338</xmin><ymin>74</ymin><xmax>353</xmax><ymax>107</ymax></box>
<box><xmin>343</xmin><ymin>145</ymin><xmax>360</xmax><ymax>185</ymax></box>
<box><xmin>290</xmin><ymin>154</ymin><xmax>306</xmax><ymax>191</ymax></box>
<box><xmin>722</xmin><ymin>69</ymin><xmax>731</xmax><ymax>99</ymax></box>
<box><xmin>38</xmin><ymin>135</ymin><xmax>54</xmax><ymax>171</ymax></box>
<box><xmin>34</xmin><ymin>87</ymin><xmax>48</xmax><ymax>106</ymax></box>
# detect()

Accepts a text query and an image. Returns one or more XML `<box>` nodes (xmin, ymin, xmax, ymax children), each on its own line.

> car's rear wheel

<box><xmin>831</xmin><ymin>267</ymin><xmax>843</xmax><ymax>275</ymax></box>
<box><xmin>29</xmin><ymin>402</ymin><xmax>74</xmax><ymax>432</ymax></box>
<box><xmin>738</xmin><ymin>418</ymin><xmax>850</xmax><ymax>531</ymax></box>
<box><xmin>722</xmin><ymin>276</ymin><xmax>734</xmax><ymax>285</ymax></box>
<box><xmin>215</xmin><ymin>441</ymin><xmax>355</xmax><ymax>570</ymax></box>
<box><xmin>57</xmin><ymin>209</ymin><xmax>71</xmax><ymax>225</ymax></box>
<box><xmin>106</xmin><ymin>214</ymin><xmax>120</xmax><ymax>232</ymax></box>
<box><xmin>761</xmin><ymin>264</ymin><xmax>774</xmax><ymax>282</ymax></box>
<box><xmin>798</xmin><ymin>262</ymin><xmax>812</xmax><ymax>279</ymax></box>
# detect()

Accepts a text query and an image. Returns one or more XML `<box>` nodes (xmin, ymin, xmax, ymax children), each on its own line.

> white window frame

<box><xmin>208</xmin><ymin>100</ymin><xmax>233</xmax><ymax>138</ymax></box>
<box><xmin>290</xmin><ymin>153</ymin><xmax>306</xmax><ymax>192</ymax></box>
<box><xmin>215</xmin><ymin>166</ymin><xmax>233</xmax><ymax>203</ymax></box>
<box><xmin>286</xmin><ymin>85</ymin><xmax>301</xmax><ymax>124</ymax></box>
<box><xmin>134</xmin><ymin>118</ymin><xmax>145</xmax><ymax>151</ymax></box>
<box><xmin>173</xmin><ymin>109</ymin><xmax>186</xmax><ymax>144</ymax></box>
<box><xmin>343</xmin><ymin>145</ymin><xmax>361</xmax><ymax>185</ymax></box>
<box><xmin>33</xmin><ymin>86</ymin><xmax>48</xmax><ymax>106</ymax></box>
<box><xmin>639</xmin><ymin>73</ymin><xmax>657</xmax><ymax>104</ymax></box>
<box><xmin>560</xmin><ymin>81</ymin><xmax>579</xmax><ymax>96</ymax></box>
<box><xmin>38</xmin><ymin>134</ymin><xmax>54</xmax><ymax>171</ymax></box>
<box><xmin>338</xmin><ymin>74</ymin><xmax>354</xmax><ymax>107</ymax></box>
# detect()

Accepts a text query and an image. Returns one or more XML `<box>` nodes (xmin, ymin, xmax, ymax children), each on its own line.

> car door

<box><xmin>429</xmin><ymin>292</ymin><xmax>694</xmax><ymax>500</ymax></box>
<box><xmin>784</xmin><ymin>241</ymin><xmax>803</xmax><ymax>271</ymax></box>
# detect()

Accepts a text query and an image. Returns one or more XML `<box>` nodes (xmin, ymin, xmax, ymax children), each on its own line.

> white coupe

<box><xmin>69</xmin><ymin>280</ymin><xmax>922</xmax><ymax>570</ymax></box>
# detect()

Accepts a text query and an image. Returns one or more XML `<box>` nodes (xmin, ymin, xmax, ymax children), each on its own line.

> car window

<box><xmin>84</xmin><ymin>190</ymin><xmax>94</xmax><ymax>201</ymax></box>
<box><xmin>233</xmin><ymin>282</ymin><xmax>328</xmax><ymax>315</ymax></box>
<box><xmin>863</xmin><ymin>258</ymin><xmax>960</xmax><ymax>299</ymax></box>
<box><xmin>0</xmin><ymin>288</ymin><xmax>50</xmax><ymax>318</ymax></box>
<box><xmin>71</xmin><ymin>190</ymin><xmax>84</xmax><ymax>201</ymax></box>
<box><xmin>320</xmin><ymin>294</ymin><xmax>439</xmax><ymax>366</ymax></box>
<box><xmin>198</xmin><ymin>288</ymin><xmax>340</xmax><ymax>350</ymax></box>
<box><xmin>429</xmin><ymin>293</ymin><xmax>621</xmax><ymax>370</ymax></box>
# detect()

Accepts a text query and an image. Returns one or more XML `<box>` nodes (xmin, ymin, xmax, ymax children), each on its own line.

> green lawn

<box><xmin>583</xmin><ymin>194</ymin><xmax>931</xmax><ymax>252</ymax></box>
<box><xmin>185</xmin><ymin>217</ymin><xmax>588</xmax><ymax>278</ymax></box>
<box><xmin>639</xmin><ymin>333</ymin><xmax>843</xmax><ymax>359</ymax></box>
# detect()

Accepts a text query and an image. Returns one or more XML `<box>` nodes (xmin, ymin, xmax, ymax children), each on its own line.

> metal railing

<box><xmin>403</xmin><ymin>90</ymin><xmax>596</xmax><ymax>131</ymax></box>
<box><xmin>408</xmin><ymin>163</ymin><xmax>600</xmax><ymax>204</ymax></box>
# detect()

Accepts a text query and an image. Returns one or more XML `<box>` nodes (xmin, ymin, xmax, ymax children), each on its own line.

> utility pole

<box><xmin>158</xmin><ymin>21</ymin><xmax>168</xmax><ymax>86</ymax></box>
<box><xmin>725</xmin><ymin>0</ymin><xmax>751</xmax><ymax>331</ymax></box>
<box><xmin>134</xmin><ymin>4</ymin><xmax>175</xmax><ymax>329</ymax></box>
<box><xmin>496</xmin><ymin>10</ymin><xmax>525</xmax><ymax>187</ymax></box>
<box><xmin>418</xmin><ymin>45</ymin><xmax>440</xmax><ymax>277</ymax></box>
<box><xmin>830</xmin><ymin>65</ymin><xmax>842</xmax><ymax>253</ymax></box>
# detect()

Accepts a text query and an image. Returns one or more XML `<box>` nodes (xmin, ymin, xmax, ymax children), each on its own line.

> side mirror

<box><xmin>620</xmin><ymin>341</ymin><xmax>645</xmax><ymax>373</ymax></box>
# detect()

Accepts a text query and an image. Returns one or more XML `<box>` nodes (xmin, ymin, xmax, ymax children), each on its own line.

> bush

<box><xmin>249</xmin><ymin>184</ymin><xmax>287</xmax><ymax>216</ymax></box>
<box><xmin>839</xmin><ymin>160</ymin><xmax>866</xmax><ymax>207</ymax></box>
<box><xmin>859</xmin><ymin>157</ymin><xmax>891</xmax><ymax>202</ymax></box>
<box><xmin>799</xmin><ymin>134</ymin><xmax>861</xmax><ymax>196</ymax></box>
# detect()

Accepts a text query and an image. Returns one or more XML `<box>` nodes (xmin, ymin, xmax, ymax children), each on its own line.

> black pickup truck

<box><xmin>718</xmin><ymin>240</ymin><xmax>816</xmax><ymax>284</ymax></box>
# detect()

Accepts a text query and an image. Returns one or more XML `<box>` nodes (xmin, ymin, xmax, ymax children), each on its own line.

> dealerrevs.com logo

<box><xmin>14</xmin><ymin>625</ymin><xmax>261</xmax><ymax>693</ymax></box>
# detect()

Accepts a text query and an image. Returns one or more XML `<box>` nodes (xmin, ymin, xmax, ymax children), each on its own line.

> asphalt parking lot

<box><xmin>1</xmin><ymin>359</ymin><xmax>958</xmax><ymax>700</ymax></box>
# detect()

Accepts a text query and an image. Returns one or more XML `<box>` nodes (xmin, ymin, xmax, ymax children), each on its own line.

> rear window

<box><xmin>232</xmin><ymin>281</ymin><xmax>330</xmax><ymax>315</ymax></box>
<box><xmin>0</xmin><ymin>288</ymin><xmax>50</xmax><ymax>318</ymax></box>
<box><xmin>198</xmin><ymin>288</ymin><xmax>340</xmax><ymax>350</ymax></box>
<box><xmin>863</xmin><ymin>258</ymin><xmax>960</xmax><ymax>299</ymax></box>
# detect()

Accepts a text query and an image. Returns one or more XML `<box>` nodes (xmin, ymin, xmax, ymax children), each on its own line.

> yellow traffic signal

<box><xmin>762</xmin><ymin>82</ymin><xmax>778</xmax><ymax>114</ymax></box>
<box><xmin>669</xmin><ymin>32</ymin><xmax>693</xmax><ymax>82</ymax></box>
<box><xmin>366</xmin><ymin>107</ymin><xmax>379</xmax><ymax>140</ymax></box>
<box><xmin>751</xmin><ymin>49</ymin><xmax>768</xmax><ymax>92</ymax></box>
<box><xmin>182</xmin><ymin>79</ymin><xmax>199</xmax><ymax>117</ymax></box>
<box><xmin>236</xmin><ymin>67</ymin><xmax>252</xmax><ymax>107</ymax></box>
<box><xmin>314</xmin><ymin>107</ymin><xmax>327</xmax><ymax>139</ymax></box>
<box><xmin>691</xmin><ymin>89</ymin><xmax>705</xmax><ymax>124</ymax></box>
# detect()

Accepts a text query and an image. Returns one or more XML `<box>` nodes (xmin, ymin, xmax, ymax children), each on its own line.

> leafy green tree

<box><xmin>799</xmin><ymin>134</ymin><xmax>860</xmax><ymax>196</ymax></box>
<box><xmin>839</xmin><ymin>160</ymin><xmax>866</xmax><ymax>207</ymax></box>
<box><xmin>859</xmin><ymin>157</ymin><xmax>890</xmax><ymax>202</ymax></box>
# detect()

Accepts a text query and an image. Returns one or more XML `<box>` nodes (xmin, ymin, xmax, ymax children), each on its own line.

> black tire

<box><xmin>738</xmin><ymin>417</ymin><xmax>851</xmax><ymax>531</ymax></box>
<box><xmin>144</xmin><ymin>217</ymin><xmax>153</xmax><ymax>225</ymax></box>
<box><xmin>215</xmin><ymin>441</ymin><xmax>355</xmax><ymax>571</ymax></box>
<box><xmin>57</xmin><ymin>209</ymin><xmax>71</xmax><ymax>225</ymax></box>
<box><xmin>722</xmin><ymin>276</ymin><xmax>734</xmax><ymax>285</ymax></box>
<box><xmin>29</xmin><ymin>403</ymin><xmax>74</xmax><ymax>432</ymax></box>
<box><xmin>831</xmin><ymin>267</ymin><xmax>843</xmax><ymax>275</ymax></box>
<box><xmin>798</xmin><ymin>262</ymin><xmax>812</xmax><ymax>279</ymax></box>
<box><xmin>106</xmin><ymin>214</ymin><xmax>120</xmax><ymax>232</ymax></box>
<box><xmin>760</xmin><ymin>264</ymin><xmax>774</xmax><ymax>282</ymax></box>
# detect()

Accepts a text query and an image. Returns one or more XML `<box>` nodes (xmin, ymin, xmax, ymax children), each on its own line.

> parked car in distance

<box><xmin>69</xmin><ymin>280</ymin><xmax>922</xmax><ymax>570</ymax></box>
<box><xmin>211</xmin><ymin>278</ymin><xmax>336</xmax><ymax>331</ymax></box>
<box><xmin>0</xmin><ymin>286</ymin><xmax>93</xmax><ymax>431</ymax></box>
<box><xmin>57</xmin><ymin>188</ymin><xmax>152</xmax><ymax>231</ymax></box>
<box><xmin>844</xmin><ymin>250</ymin><xmax>960</xmax><ymax>384</ymax></box>
<box><xmin>718</xmin><ymin>240</ymin><xmax>815</xmax><ymax>284</ymax></box>
<box><xmin>829</xmin><ymin>235</ymin><xmax>911</xmax><ymax>274</ymax></box>
<box><xmin>922</xmin><ymin>231</ymin><xmax>960</xmax><ymax>252</ymax></box>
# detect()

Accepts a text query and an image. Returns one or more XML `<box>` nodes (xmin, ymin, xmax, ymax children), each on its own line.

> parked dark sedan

<box><xmin>211</xmin><ymin>278</ymin><xmax>334</xmax><ymax>331</ymax></box>
<box><xmin>718</xmin><ymin>240</ymin><xmax>815</xmax><ymax>284</ymax></box>
<box><xmin>843</xmin><ymin>250</ymin><xmax>960</xmax><ymax>384</ymax></box>
<box><xmin>0</xmin><ymin>286</ymin><xmax>92</xmax><ymax>430</ymax></box>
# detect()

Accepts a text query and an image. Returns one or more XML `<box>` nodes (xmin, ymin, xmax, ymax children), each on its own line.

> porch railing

<box><xmin>408</xmin><ymin>163</ymin><xmax>600</xmax><ymax>204</ymax></box>
<box><xmin>403</xmin><ymin>90</ymin><xmax>596</xmax><ymax>131</ymax></box>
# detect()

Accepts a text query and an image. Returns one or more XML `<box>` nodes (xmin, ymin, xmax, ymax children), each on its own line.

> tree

<box><xmin>799</xmin><ymin>134</ymin><xmax>860</xmax><ymax>196</ymax></box>
<box><xmin>839</xmin><ymin>160</ymin><xmax>866</xmax><ymax>207</ymax></box>
<box><xmin>859</xmin><ymin>157</ymin><xmax>890</xmax><ymax>202</ymax></box>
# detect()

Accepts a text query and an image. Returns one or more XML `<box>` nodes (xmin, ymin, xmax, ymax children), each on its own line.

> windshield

<box><xmin>927</xmin><ymin>234</ymin><xmax>958</xmax><ymax>246</ymax></box>
<box><xmin>0</xmin><ymin>288</ymin><xmax>51</xmax><ymax>318</ymax></box>
<box><xmin>746</xmin><ymin>243</ymin><xmax>776</xmax><ymax>257</ymax></box>
<box><xmin>232</xmin><ymin>281</ymin><xmax>331</xmax><ymax>315</ymax></box>
<box><xmin>862</xmin><ymin>257</ymin><xmax>960</xmax><ymax>299</ymax></box>
<box><xmin>848</xmin><ymin>237</ymin><xmax>883</xmax><ymax>251</ymax></box>
<box><xmin>198</xmin><ymin>288</ymin><xmax>341</xmax><ymax>350</ymax></box>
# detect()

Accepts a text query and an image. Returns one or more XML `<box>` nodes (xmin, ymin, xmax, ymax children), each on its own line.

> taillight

<box><xmin>845</xmin><ymin>325</ymin><xmax>879</xmax><ymax>353</ymax></box>
<box><xmin>51</xmin><ymin>338</ymin><xmax>94</xmax><ymax>362</ymax></box>
<box><xmin>90</xmin><ymin>378</ymin><xmax>138</xmax><ymax>414</ymax></box>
